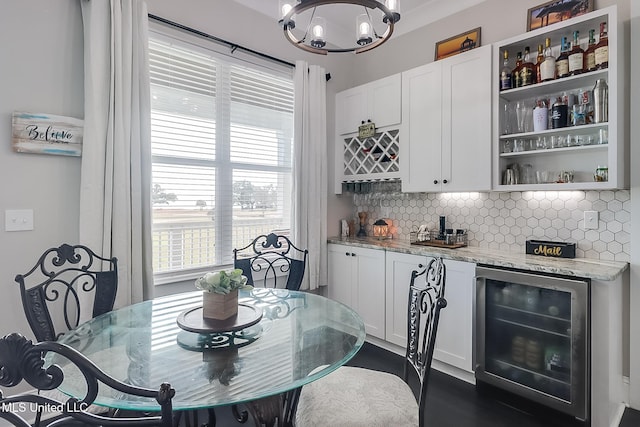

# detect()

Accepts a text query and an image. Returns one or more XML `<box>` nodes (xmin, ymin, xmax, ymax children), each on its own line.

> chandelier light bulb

<box><xmin>278</xmin><ymin>0</ymin><xmax>296</xmax><ymax>29</ymax></box>
<box><xmin>384</xmin><ymin>0</ymin><xmax>401</xmax><ymax>23</ymax></box>
<box><xmin>357</xmin><ymin>14</ymin><xmax>373</xmax><ymax>45</ymax></box>
<box><xmin>310</xmin><ymin>16</ymin><xmax>327</xmax><ymax>48</ymax></box>
<box><xmin>312</xmin><ymin>24</ymin><xmax>324</xmax><ymax>38</ymax></box>
<box><xmin>281</xmin><ymin>4</ymin><xmax>292</xmax><ymax>16</ymax></box>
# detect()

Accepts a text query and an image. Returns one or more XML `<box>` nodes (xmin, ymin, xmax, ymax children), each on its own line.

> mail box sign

<box><xmin>525</xmin><ymin>240</ymin><xmax>576</xmax><ymax>259</ymax></box>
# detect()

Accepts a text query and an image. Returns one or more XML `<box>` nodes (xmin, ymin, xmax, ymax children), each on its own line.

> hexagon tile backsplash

<box><xmin>352</xmin><ymin>182</ymin><xmax>630</xmax><ymax>262</ymax></box>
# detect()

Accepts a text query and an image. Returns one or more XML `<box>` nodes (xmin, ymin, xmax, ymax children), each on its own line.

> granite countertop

<box><xmin>327</xmin><ymin>236</ymin><xmax>629</xmax><ymax>281</ymax></box>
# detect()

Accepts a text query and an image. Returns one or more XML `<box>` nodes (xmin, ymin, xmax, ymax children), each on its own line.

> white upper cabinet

<box><xmin>493</xmin><ymin>6</ymin><xmax>625</xmax><ymax>190</ymax></box>
<box><xmin>401</xmin><ymin>45</ymin><xmax>492</xmax><ymax>193</ymax></box>
<box><xmin>335</xmin><ymin>73</ymin><xmax>401</xmax><ymax>135</ymax></box>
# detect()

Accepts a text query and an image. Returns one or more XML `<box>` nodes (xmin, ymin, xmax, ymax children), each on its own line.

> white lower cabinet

<box><xmin>384</xmin><ymin>251</ymin><xmax>475</xmax><ymax>373</ymax></box>
<box><xmin>327</xmin><ymin>244</ymin><xmax>386</xmax><ymax>339</ymax></box>
<box><xmin>384</xmin><ymin>251</ymin><xmax>428</xmax><ymax>347</ymax></box>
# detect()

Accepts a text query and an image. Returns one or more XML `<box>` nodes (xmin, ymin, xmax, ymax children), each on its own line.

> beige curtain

<box><xmin>79</xmin><ymin>0</ymin><xmax>153</xmax><ymax>316</ymax></box>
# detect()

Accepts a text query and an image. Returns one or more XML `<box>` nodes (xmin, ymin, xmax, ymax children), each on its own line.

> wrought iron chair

<box><xmin>233</xmin><ymin>233</ymin><xmax>308</xmax><ymax>291</ymax></box>
<box><xmin>0</xmin><ymin>332</ymin><xmax>175</xmax><ymax>427</ymax></box>
<box><xmin>295</xmin><ymin>257</ymin><xmax>447</xmax><ymax>427</ymax></box>
<box><xmin>14</xmin><ymin>243</ymin><xmax>118</xmax><ymax>342</ymax></box>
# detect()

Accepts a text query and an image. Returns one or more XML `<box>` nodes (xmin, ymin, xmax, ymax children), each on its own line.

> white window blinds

<box><xmin>149</xmin><ymin>35</ymin><xmax>294</xmax><ymax>282</ymax></box>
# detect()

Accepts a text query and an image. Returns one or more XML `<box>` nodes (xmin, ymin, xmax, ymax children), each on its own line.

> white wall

<box><xmin>629</xmin><ymin>0</ymin><xmax>640</xmax><ymax>410</ymax></box>
<box><xmin>0</xmin><ymin>0</ymin><xmax>84</xmax><ymax>339</ymax></box>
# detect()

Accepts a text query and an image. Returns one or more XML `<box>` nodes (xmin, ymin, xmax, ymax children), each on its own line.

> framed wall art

<box><xmin>11</xmin><ymin>112</ymin><xmax>83</xmax><ymax>157</ymax></box>
<box><xmin>526</xmin><ymin>0</ymin><xmax>594</xmax><ymax>31</ymax></box>
<box><xmin>434</xmin><ymin>27</ymin><xmax>481</xmax><ymax>61</ymax></box>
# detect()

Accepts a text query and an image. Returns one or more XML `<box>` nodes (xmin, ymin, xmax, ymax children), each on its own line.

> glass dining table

<box><xmin>50</xmin><ymin>288</ymin><xmax>365</xmax><ymax>426</ymax></box>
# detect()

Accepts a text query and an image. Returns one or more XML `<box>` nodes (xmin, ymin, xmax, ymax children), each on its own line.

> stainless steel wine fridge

<box><xmin>475</xmin><ymin>266</ymin><xmax>590</xmax><ymax>422</ymax></box>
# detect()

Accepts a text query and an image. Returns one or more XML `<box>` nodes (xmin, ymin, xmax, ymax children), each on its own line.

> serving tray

<box><xmin>176</xmin><ymin>304</ymin><xmax>263</xmax><ymax>333</ymax></box>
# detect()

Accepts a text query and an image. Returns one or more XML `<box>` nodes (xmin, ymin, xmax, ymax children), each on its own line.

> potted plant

<box><xmin>195</xmin><ymin>269</ymin><xmax>251</xmax><ymax>320</ymax></box>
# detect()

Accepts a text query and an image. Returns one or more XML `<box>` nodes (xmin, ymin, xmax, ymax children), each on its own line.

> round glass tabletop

<box><xmin>51</xmin><ymin>288</ymin><xmax>365</xmax><ymax>411</ymax></box>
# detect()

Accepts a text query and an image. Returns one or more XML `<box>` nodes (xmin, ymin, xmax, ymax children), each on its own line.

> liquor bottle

<box><xmin>584</xmin><ymin>29</ymin><xmax>597</xmax><ymax>71</ymax></box>
<box><xmin>595</xmin><ymin>22</ymin><xmax>609</xmax><ymax>69</ymax></box>
<box><xmin>512</xmin><ymin>51</ymin><xmax>523</xmax><ymax>88</ymax></box>
<box><xmin>556</xmin><ymin>36</ymin><xmax>570</xmax><ymax>78</ymax></box>
<box><xmin>568</xmin><ymin>30</ymin><xmax>584</xmax><ymax>75</ymax></box>
<box><xmin>539</xmin><ymin>37</ymin><xmax>556</xmax><ymax>82</ymax></box>
<box><xmin>535</xmin><ymin>44</ymin><xmax>544</xmax><ymax>83</ymax></box>
<box><xmin>520</xmin><ymin>47</ymin><xmax>535</xmax><ymax>87</ymax></box>
<box><xmin>500</xmin><ymin>50</ymin><xmax>512</xmax><ymax>91</ymax></box>
<box><xmin>551</xmin><ymin>97</ymin><xmax>568</xmax><ymax>129</ymax></box>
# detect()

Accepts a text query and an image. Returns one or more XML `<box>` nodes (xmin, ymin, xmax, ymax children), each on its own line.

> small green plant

<box><xmin>195</xmin><ymin>269</ymin><xmax>252</xmax><ymax>295</ymax></box>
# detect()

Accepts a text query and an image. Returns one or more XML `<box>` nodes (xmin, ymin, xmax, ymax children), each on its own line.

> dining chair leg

<box><xmin>207</xmin><ymin>408</ymin><xmax>216</xmax><ymax>426</ymax></box>
<box><xmin>242</xmin><ymin>388</ymin><xmax>301</xmax><ymax>427</ymax></box>
<box><xmin>232</xmin><ymin>404</ymin><xmax>249</xmax><ymax>423</ymax></box>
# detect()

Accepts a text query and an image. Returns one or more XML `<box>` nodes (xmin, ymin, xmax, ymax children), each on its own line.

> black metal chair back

<box><xmin>233</xmin><ymin>233</ymin><xmax>308</xmax><ymax>290</ymax></box>
<box><xmin>14</xmin><ymin>243</ymin><xmax>118</xmax><ymax>342</ymax></box>
<box><xmin>0</xmin><ymin>332</ymin><xmax>175</xmax><ymax>426</ymax></box>
<box><xmin>405</xmin><ymin>257</ymin><xmax>447</xmax><ymax>427</ymax></box>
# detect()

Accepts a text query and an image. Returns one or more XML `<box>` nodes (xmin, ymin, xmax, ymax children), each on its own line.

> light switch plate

<box><xmin>583</xmin><ymin>210</ymin><xmax>598</xmax><ymax>230</ymax></box>
<box><xmin>5</xmin><ymin>209</ymin><xmax>34</xmax><ymax>231</ymax></box>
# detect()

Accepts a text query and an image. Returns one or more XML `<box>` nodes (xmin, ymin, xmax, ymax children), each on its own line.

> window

<box><xmin>149</xmin><ymin>32</ymin><xmax>294</xmax><ymax>283</ymax></box>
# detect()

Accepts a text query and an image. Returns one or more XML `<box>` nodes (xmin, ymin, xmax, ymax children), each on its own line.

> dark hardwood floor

<box><xmin>208</xmin><ymin>342</ymin><xmax>586</xmax><ymax>426</ymax></box>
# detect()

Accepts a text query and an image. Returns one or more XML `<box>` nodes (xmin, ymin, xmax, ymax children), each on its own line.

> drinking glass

<box><xmin>513</xmin><ymin>139</ymin><xmax>525</xmax><ymax>152</ymax></box>
<box><xmin>524</xmin><ymin>104</ymin><xmax>534</xmax><ymax>132</ymax></box>
<box><xmin>516</xmin><ymin>100</ymin><xmax>526</xmax><ymax>133</ymax></box>
<box><xmin>501</xmin><ymin>103</ymin><xmax>512</xmax><ymax>135</ymax></box>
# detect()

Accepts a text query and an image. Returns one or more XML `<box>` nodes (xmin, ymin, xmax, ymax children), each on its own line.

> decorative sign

<box><xmin>525</xmin><ymin>240</ymin><xmax>576</xmax><ymax>258</ymax></box>
<box><xmin>12</xmin><ymin>112</ymin><xmax>83</xmax><ymax>157</ymax></box>
<box><xmin>526</xmin><ymin>0</ymin><xmax>593</xmax><ymax>31</ymax></box>
<box><xmin>358</xmin><ymin>121</ymin><xmax>376</xmax><ymax>139</ymax></box>
<box><xmin>435</xmin><ymin>27</ymin><xmax>481</xmax><ymax>61</ymax></box>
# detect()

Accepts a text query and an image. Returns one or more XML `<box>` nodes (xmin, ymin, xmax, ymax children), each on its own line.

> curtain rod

<box><xmin>148</xmin><ymin>14</ymin><xmax>295</xmax><ymax>69</ymax></box>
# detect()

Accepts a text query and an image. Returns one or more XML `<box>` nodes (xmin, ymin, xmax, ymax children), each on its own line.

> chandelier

<box><xmin>279</xmin><ymin>0</ymin><xmax>401</xmax><ymax>55</ymax></box>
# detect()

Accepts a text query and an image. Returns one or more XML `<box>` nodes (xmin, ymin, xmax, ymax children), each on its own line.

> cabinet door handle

<box><xmin>433</xmin><ymin>179</ymin><xmax>439</xmax><ymax>184</ymax></box>
<box><xmin>345</xmin><ymin>252</ymin><xmax>350</xmax><ymax>256</ymax></box>
<box><xmin>351</xmin><ymin>253</ymin><xmax>356</xmax><ymax>256</ymax></box>
<box><xmin>443</xmin><ymin>179</ymin><xmax>448</xmax><ymax>184</ymax></box>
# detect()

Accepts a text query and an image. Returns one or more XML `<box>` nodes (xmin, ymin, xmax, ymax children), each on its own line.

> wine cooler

<box><xmin>475</xmin><ymin>266</ymin><xmax>590</xmax><ymax>422</ymax></box>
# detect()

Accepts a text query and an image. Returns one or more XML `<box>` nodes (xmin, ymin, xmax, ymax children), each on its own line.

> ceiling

<box><xmin>232</xmin><ymin>0</ymin><xmax>487</xmax><ymax>49</ymax></box>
